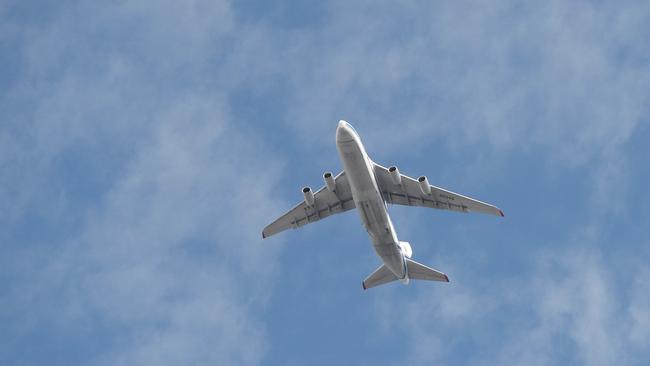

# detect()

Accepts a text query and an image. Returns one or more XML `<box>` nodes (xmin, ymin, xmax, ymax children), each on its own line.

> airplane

<box><xmin>262</xmin><ymin>120</ymin><xmax>503</xmax><ymax>290</ymax></box>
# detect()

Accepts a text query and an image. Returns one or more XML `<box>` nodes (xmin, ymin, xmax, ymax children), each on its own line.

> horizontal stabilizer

<box><xmin>362</xmin><ymin>264</ymin><xmax>397</xmax><ymax>290</ymax></box>
<box><xmin>405</xmin><ymin>258</ymin><xmax>449</xmax><ymax>282</ymax></box>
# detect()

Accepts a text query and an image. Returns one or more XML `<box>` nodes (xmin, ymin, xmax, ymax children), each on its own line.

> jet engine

<box><xmin>388</xmin><ymin>166</ymin><xmax>402</xmax><ymax>185</ymax></box>
<box><xmin>418</xmin><ymin>176</ymin><xmax>431</xmax><ymax>195</ymax></box>
<box><xmin>323</xmin><ymin>172</ymin><xmax>336</xmax><ymax>192</ymax></box>
<box><xmin>398</xmin><ymin>241</ymin><xmax>413</xmax><ymax>258</ymax></box>
<box><xmin>302</xmin><ymin>186</ymin><xmax>315</xmax><ymax>206</ymax></box>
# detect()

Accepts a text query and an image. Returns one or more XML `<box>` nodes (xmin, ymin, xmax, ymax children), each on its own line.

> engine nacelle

<box><xmin>323</xmin><ymin>171</ymin><xmax>336</xmax><ymax>192</ymax></box>
<box><xmin>388</xmin><ymin>166</ymin><xmax>402</xmax><ymax>185</ymax></box>
<box><xmin>302</xmin><ymin>186</ymin><xmax>315</xmax><ymax>206</ymax></box>
<box><xmin>398</xmin><ymin>241</ymin><xmax>412</xmax><ymax>258</ymax></box>
<box><xmin>418</xmin><ymin>176</ymin><xmax>431</xmax><ymax>195</ymax></box>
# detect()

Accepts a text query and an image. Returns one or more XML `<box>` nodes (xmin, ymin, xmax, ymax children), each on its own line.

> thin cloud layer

<box><xmin>374</xmin><ymin>247</ymin><xmax>647</xmax><ymax>366</ymax></box>
<box><xmin>232</xmin><ymin>1</ymin><xmax>649</xmax><ymax>164</ymax></box>
<box><xmin>2</xmin><ymin>2</ymin><xmax>279</xmax><ymax>365</ymax></box>
<box><xmin>2</xmin><ymin>1</ymin><xmax>650</xmax><ymax>365</ymax></box>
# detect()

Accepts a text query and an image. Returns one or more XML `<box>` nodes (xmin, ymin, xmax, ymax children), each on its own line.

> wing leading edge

<box><xmin>262</xmin><ymin>171</ymin><xmax>355</xmax><ymax>238</ymax></box>
<box><xmin>373</xmin><ymin>163</ymin><xmax>504</xmax><ymax>217</ymax></box>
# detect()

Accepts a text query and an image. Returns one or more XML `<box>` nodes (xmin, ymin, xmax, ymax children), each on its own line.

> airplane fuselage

<box><xmin>335</xmin><ymin>121</ymin><xmax>408</xmax><ymax>282</ymax></box>
<box><xmin>263</xmin><ymin>120</ymin><xmax>502</xmax><ymax>289</ymax></box>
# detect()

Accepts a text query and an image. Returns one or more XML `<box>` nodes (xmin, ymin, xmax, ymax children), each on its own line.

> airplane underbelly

<box><xmin>356</xmin><ymin>198</ymin><xmax>392</xmax><ymax>239</ymax></box>
<box><xmin>338</xmin><ymin>141</ymin><xmax>395</xmax><ymax>233</ymax></box>
<box><xmin>337</xmin><ymin>137</ymin><xmax>403</xmax><ymax>277</ymax></box>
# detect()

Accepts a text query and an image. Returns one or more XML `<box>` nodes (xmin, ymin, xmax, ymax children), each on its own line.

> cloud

<box><xmin>1</xmin><ymin>91</ymin><xmax>284</xmax><ymax>365</ymax></box>
<box><xmin>510</xmin><ymin>250</ymin><xmax>619</xmax><ymax>366</ymax></box>
<box><xmin>628</xmin><ymin>268</ymin><xmax>650</xmax><ymax>348</ymax></box>
<box><xmin>370</xmin><ymin>240</ymin><xmax>650</xmax><ymax>366</ymax></box>
<box><xmin>80</xmin><ymin>96</ymin><xmax>281</xmax><ymax>365</ymax></box>
<box><xmin>229</xmin><ymin>1</ymin><xmax>650</xmax><ymax>166</ymax></box>
<box><xmin>3</xmin><ymin>1</ymin><xmax>650</xmax><ymax>365</ymax></box>
<box><xmin>0</xmin><ymin>1</ymin><xmax>285</xmax><ymax>365</ymax></box>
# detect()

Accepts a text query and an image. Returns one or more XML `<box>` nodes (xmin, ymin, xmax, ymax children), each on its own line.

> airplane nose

<box><xmin>336</xmin><ymin>120</ymin><xmax>355</xmax><ymax>143</ymax></box>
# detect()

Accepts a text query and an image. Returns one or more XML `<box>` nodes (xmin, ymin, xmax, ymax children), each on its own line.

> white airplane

<box><xmin>263</xmin><ymin>120</ymin><xmax>503</xmax><ymax>290</ymax></box>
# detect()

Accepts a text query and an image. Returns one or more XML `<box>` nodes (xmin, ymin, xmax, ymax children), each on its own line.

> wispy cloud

<box><xmin>1</xmin><ymin>92</ymin><xmax>284</xmax><ymax>364</ymax></box>
<box><xmin>236</xmin><ymin>1</ymin><xmax>650</xmax><ymax>164</ymax></box>
<box><xmin>372</xmin><ymin>244</ymin><xmax>650</xmax><ymax>366</ymax></box>
<box><xmin>2</xmin><ymin>1</ymin><xmax>650</xmax><ymax>365</ymax></box>
<box><xmin>1</xmin><ymin>1</ymin><xmax>283</xmax><ymax>365</ymax></box>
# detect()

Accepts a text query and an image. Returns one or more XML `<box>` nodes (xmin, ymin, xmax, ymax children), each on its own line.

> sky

<box><xmin>2</xmin><ymin>1</ymin><xmax>650</xmax><ymax>365</ymax></box>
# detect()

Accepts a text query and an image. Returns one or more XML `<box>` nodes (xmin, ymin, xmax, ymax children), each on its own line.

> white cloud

<box><xmin>235</xmin><ymin>1</ymin><xmax>650</xmax><ymax>167</ymax></box>
<box><xmin>628</xmin><ymin>268</ymin><xmax>650</xmax><ymax>348</ymax></box>
<box><xmin>3</xmin><ymin>1</ymin><xmax>650</xmax><ymax>365</ymax></box>
<box><xmin>86</xmin><ymin>109</ymin><xmax>279</xmax><ymax>365</ymax></box>
<box><xmin>0</xmin><ymin>2</ymin><xmax>286</xmax><ymax>364</ymax></box>
<box><xmin>1</xmin><ymin>92</ymin><xmax>284</xmax><ymax>365</ymax></box>
<box><xmin>372</xmin><ymin>243</ymin><xmax>650</xmax><ymax>366</ymax></box>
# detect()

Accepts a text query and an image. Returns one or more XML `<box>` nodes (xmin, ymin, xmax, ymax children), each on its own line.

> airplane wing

<box><xmin>262</xmin><ymin>171</ymin><xmax>355</xmax><ymax>238</ymax></box>
<box><xmin>373</xmin><ymin>163</ymin><xmax>504</xmax><ymax>217</ymax></box>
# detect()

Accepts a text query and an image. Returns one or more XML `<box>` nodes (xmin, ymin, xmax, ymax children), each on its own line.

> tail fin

<box><xmin>405</xmin><ymin>258</ymin><xmax>449</xmax><ymax>282</ymax></box>
<box><xmin>362</xmin><ymin>259</ymin><xmax>449</xmax><ymax>290</ymax></box>
<box><xmin>362</xmin><ymin>264</ymin><xmax>397</xmax><ymax>290</ymax></box>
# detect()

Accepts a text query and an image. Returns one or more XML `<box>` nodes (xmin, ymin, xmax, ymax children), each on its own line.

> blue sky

<box><xmin>2</xmin><ymin>1</ymin><xmax>650</xmax><ymax>365</ymax></box>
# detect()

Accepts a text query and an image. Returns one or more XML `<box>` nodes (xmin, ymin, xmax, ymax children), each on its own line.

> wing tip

<box><xmin>362</xmin><ymin>281</ymin><xmax>367</xmax><ymax>290</ymax></box>
<box><xmin>444</xmin><ymin>274</ymin><xmax>450</xmax><ymax>282</ymax></box>
<box><xmin>262</xmin><ymin>231</ymin><xmax>267</xmax><ymax>239</ymax></box>
<box><xmin>499</xmin><ymin>209</ymin><xmax>505</xmax><ymax>217</ymax></box>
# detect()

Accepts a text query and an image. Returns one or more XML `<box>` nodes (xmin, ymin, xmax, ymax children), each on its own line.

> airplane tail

<box><xmin>405</xmin><ymin>258</ymin><xmax>449</xmax><ymax>282</ymax></box>
<box><xmin>362</xmin><ymin>258</ymin><xmax>449</xmax><ymax>290</ymax></box>
<box><xmin>362</xmin><ymin>264</ymin><xmax>397</xmax><ymax>290</ymax></box>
